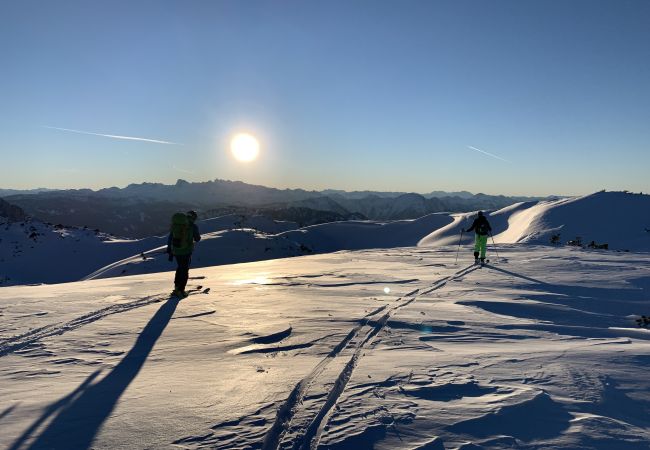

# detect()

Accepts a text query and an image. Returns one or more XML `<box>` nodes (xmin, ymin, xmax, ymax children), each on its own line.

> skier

<box><xmin>463</xmin><ymin>211</ymin><xmax>492</xmax><ymax>264</ymax></box>
<box><xmin>167</xmin><ymin>210</ymin><xmax>201</xmax><ymax>297</ymax></box>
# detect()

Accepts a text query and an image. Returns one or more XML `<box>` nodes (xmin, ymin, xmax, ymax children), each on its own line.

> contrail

<box><xmin>44</xmin><ymin>126</ymin><xmax>182</xmax><ymax>145</ymax></box>
<box><xmin>467</xmin><ymin>145</ymin><xmax>510</xmax><ymax>163</ymax></box>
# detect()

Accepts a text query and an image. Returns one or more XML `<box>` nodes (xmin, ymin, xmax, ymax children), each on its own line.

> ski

<box><xmin>170</xmin><ymin>285</ymin><xmax>205</xmax><ymax>299</ymax></box>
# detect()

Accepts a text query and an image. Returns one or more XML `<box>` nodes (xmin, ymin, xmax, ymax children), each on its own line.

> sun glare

<box><xmin>231</xmin><ymin>133</ymin><xmax>260</xmax><ymax>162</ymax></box>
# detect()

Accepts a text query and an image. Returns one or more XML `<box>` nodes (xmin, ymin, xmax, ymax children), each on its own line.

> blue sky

<box><xmin>1</xmin><ymin>0</ymin><xmax>649</xmax><ymax>196</ymax></box>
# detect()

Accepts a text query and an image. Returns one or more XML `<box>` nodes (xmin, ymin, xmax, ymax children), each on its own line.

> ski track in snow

<box><xmin>0</xmin><ymin>294</ymin><xmax>169</xmax><ymax>358</ymax></box>
<box><xmin>0</xmin><ymin>287</ymin><xmax>209</xmax><ymax>358</ymax></box>
<box><xmin>261</xmin><ymin>263</ymin><xmax>479</xmax><ymax>450</ymax></box>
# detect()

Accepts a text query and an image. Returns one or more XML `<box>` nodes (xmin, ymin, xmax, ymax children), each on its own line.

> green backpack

<box><xmin>170</xmin><ymin>213</ymin><xmax>193</xmax><ymax>255</ymax></box>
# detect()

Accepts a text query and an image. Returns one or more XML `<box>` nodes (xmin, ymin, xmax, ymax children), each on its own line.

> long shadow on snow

<box><xmin>460</xmin><ymin>299</ymin><xmax>628</xmax><ymax>330</ymax></box>
<box><xmin>11</xmin><ymin>296</ymin><xmax>180</xmax><ymax>450</ymax></box>
<box><xmin>487</xmin><ymin>265</ymin><xmax>650</xmax><ymax>303</ymax></box>
<box><xmin>580</xmin><ymin>376</ymin><xmax>650</xmax><ymax>429</ymax></box>
<box><xmin>8</xmin><ymin>373</ymin><xmax>101</xmax><ymax>450</ymax></box>
<box><xmin>0</xmin><ymin>403</ymin><xmax>19</xmax><ymax>422</ymax></box>
<box><xmin>401</xmin><ymin>381</ymin><xmax>497</xmax><ymax>402</ymax></box>
<box><xmin>448</xmin><ymin>391</ymin><xmax>571</xmax><ymax>442</ymax></box>
<box><xmin>319</xmin><ymin>422</ymin><xmax>389</xmax><ymax>450</ymax></box>
<box><xmin>482</xmin><ymin>265</ymin><xmax>650</xmax><ymax>327</ymax></box>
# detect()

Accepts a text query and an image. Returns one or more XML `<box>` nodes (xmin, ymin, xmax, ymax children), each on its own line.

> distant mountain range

<box><xmin>1</xmin><ymin>179</ymin><xmax>542</xmax><ymax>238</ymax></box>
<box><xmin>0</xmin><ymin>188</ymin><xmax>57</xmax><ymax>197</ymax></box>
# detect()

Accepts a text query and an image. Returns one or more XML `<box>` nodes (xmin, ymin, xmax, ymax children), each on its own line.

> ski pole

<box><xmin>489</xmin><ymin>233</ymin><xmax>500</xmax><ymax>262</ymax></box>
<box><xmin>455</xmin><ymin>229</ymin><xmax>464</xmax><ymax>265</ymax></box>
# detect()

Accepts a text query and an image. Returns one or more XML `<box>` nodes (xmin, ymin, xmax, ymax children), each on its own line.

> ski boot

<box><xmin>171</xmin><ymin>287</ymin><xmax>189</xmax><ymax>298</ymax></box>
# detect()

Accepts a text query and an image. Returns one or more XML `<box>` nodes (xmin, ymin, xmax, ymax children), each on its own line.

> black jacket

<box><xmin>466</xmin><ymin>216</ymin><xmax>492</xmax><ymax>236</ymax></box>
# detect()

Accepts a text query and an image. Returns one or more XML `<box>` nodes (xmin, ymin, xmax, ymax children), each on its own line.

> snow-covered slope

<box><xmin>86</xmin><ymin>213</ymin><xmax>455</xmax><ymax>281</ymax></box>
<box><xmin>2</xmin><ymin>245</ymin><xmax>650</xmax><ymax>449</ymax></box>
<box><xmin>493</xmin><ymin>191</ymin><xmax>650</xmax><ymax>250</ymax></box>
<box><xmin>419</xmin><ymin>191</ymin><xmax>650</xmax><ymax>252</ymax></box>
<box><xmin>0</xmin><ymin>218</ymin><xmax>157</xmax><ymax>286</ymax></box>
<box><xmin>417</xmin><ymin>201</ymin><xmax>537</xmax><ymax>247</ymax></box>
<box><xmin>84</xmin><ymin>228</ymin><xmax>309</xmax><ymax>281</ymax></box>
<box><xmin>0</xmin><ymin>214</ymin><xmax>298</xmax><ymax>286</ymax></box>
<box><xmin>281</xmin><ymin>212</ymin><xmax>454</xmax><ymax>253</ymax></box>
<box><xmin>198</xmin><ymin>214</ymin><xmax>299</xmax><ymax>234</ymax></box>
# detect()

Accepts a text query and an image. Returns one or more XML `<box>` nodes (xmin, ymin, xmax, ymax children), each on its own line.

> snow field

<box><xmin>1</xmin><ymin>245</ymin><xmax>650</xmax><ymax>449</ymax></box>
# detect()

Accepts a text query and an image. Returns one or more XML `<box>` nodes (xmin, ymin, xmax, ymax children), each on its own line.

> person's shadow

<box><xmin>10</xmin><ymin>296</ymin><xmax>180</xmax><ymax>450</ymax></box>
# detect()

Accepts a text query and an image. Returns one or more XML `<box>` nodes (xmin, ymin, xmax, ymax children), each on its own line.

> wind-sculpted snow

<box><xmin>2</xmin><ymin>246</ymin><xmax>650</xmax><ymax>449</ymax></box>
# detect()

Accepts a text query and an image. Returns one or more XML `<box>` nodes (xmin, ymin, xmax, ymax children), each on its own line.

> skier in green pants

<box><xmin>463</xmin><ymin>211</ymin><xmax>492</xmax><ymax>264</ymax></box>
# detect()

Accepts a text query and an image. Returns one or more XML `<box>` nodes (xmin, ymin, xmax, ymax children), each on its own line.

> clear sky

<box><xmin>1</xmin><ymin>0</ymin><xmax>649</xmax><ymax>196</ymax></box>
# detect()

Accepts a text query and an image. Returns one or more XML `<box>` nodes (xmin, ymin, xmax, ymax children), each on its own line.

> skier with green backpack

<box><xmin>167</xmin><ymin>210</ymin><xmax>201</xmax><ymax>298</ymax></box>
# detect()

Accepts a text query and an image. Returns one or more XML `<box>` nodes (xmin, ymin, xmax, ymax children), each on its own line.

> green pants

<box><xmin>474</xmin><ymin>234</ymin><xmax>488</xmax><ymax>259</ymax></box>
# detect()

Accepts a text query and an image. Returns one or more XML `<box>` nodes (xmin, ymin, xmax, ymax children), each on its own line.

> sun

<box><xmin>230</xmin><ymin>133</ymin><xmax>260</xmax><ymax>162</ymax></box>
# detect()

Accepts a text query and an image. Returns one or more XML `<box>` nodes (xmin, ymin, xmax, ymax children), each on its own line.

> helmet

<box><xmin>478</xmin><ymin>211</ymin><xmax>484</xmax><ymax>217</ymax></box>
<box><xmin>186</xmin><ymin>210</ymin><xmax>198</xmax><ymax>220</ymax></box>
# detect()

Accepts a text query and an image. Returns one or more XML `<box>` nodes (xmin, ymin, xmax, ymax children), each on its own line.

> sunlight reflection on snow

<box><xmin>383</xmin><ymin>287</ymin><xmax>390</xmax><ymax>294</ymax></box>
<box><xmin>232</xmin><ymin>276</ymin><xmax>271</xmax><ymax>285</ymax></box>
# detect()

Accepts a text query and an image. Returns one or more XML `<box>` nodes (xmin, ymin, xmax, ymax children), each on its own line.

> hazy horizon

<box><xmin>0</xmin><ymin>176</ymin><xmax>571</xmax><ymax>198</ymax></box>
